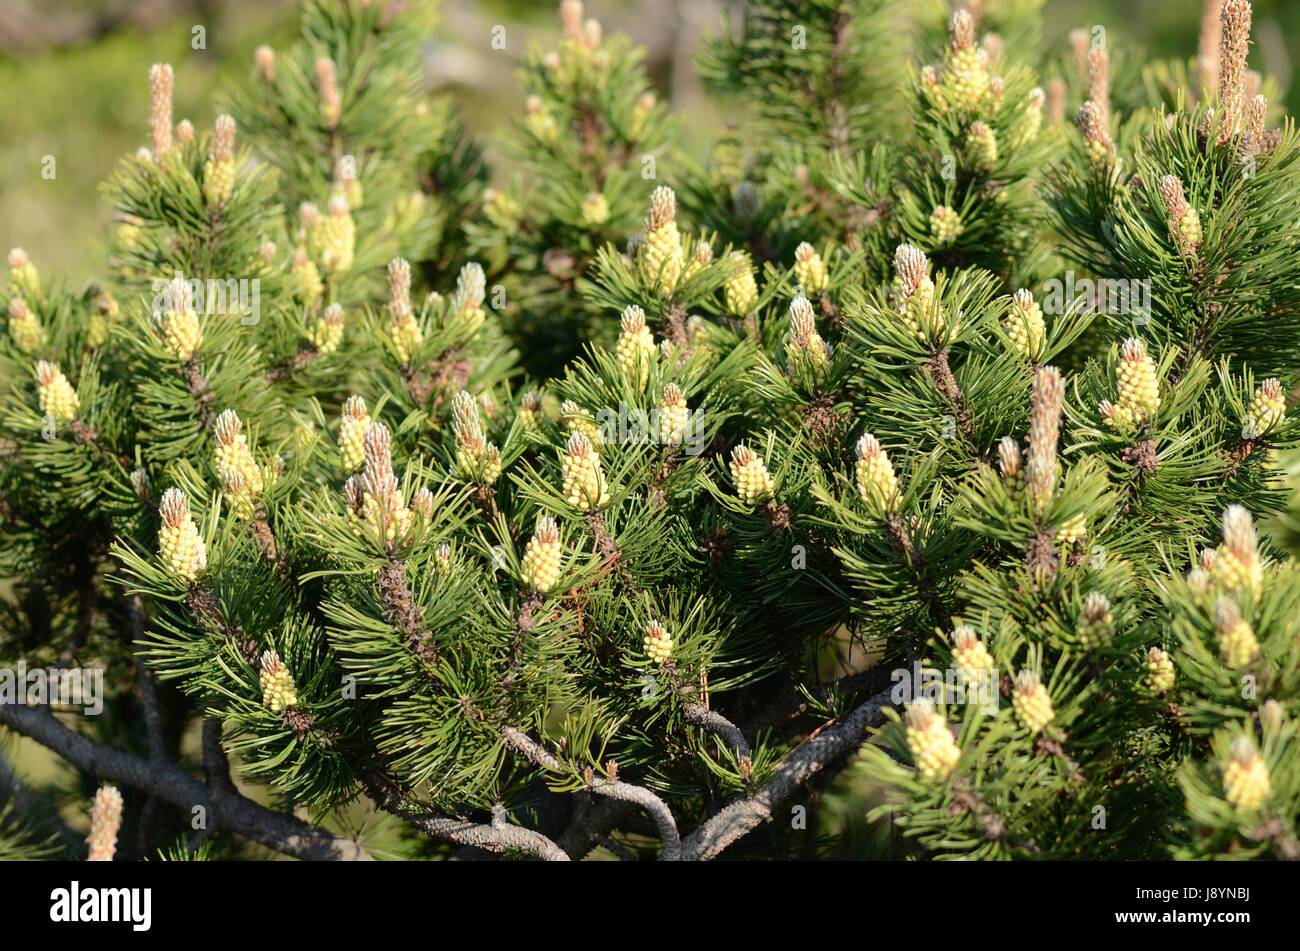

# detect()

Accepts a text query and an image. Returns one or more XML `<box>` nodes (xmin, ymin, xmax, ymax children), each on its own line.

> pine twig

<box><xmin>499</xmin><ymin>726</ymin><xmax>682</xmax><ymax>861</ymax></box>
<box><xmin>681</xmin><ymin>684</ymin><xmax>895</xmax><ymax>861</ymax></box>
<box><xmin>0</xmin><ymin>702</ymin><xmax>370</xmax><ymax>860</ymax></box>
<box><xmin>358</xmin><ymin>766</ymin><xmax>568</xmax><ymax>861</ymax></box>
<box><xmin>682</xmin><ymin>702</ymin><xmax>752</xmax><ymax>764</ymax></box>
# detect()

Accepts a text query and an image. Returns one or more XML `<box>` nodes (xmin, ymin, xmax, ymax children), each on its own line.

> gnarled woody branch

<box><xmin>403</xmin><ymin>813</ymin><xmax>569</xmax><ymax>861</ymax></box>
<box><xmin>0</xmin><ymin>702</ymin><xmax>370</xmax><ymax>861</ymax></box>
<box><xmin>682</xmin><ymin>702</ymin><xmax>751</xmax><ymax>763</ymax></box>
<box><xmin>500</xmin><ymin>726</ymin><xmax>682</xmax><ymax>861</ymax></box>
<box><xmin>358</xmin><ymin>765</ymin><xmax>569</xmax><ymax>861</ymax></box>
<box><xmin>681</xmin><ymin>685</ymin><xmax>895</xmax><ymax>861</ymax></box>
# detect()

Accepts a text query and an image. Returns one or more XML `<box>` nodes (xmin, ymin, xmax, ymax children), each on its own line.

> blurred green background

<box><xmin>2</xmin><ymin>0</ymin><xmax>1298</xmax><ymax>285</ymax></box>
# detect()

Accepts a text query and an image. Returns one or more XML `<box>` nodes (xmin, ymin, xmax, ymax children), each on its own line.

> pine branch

<box><xmin>0</xmin><ymin>703</ymin><xmax>370</xmax><ymax>860</ymax></box>
<box><xmin>682</xmin><ymin>702</ymin><xmax>752</xmax><ymax>763</ymax></box>
<box><xmin>681</xmin><ymin>684</ymin><xmax>894</xmax><ymax>861</ymax></box>
<box><xmin>133</xmin><ymin>597</ymin><xmax>167</xmax><ymax>764</ymax></box>
<box><xmin>584</xmin><ymin>776</ymin><xmax>683</xmax><ymax>861</ymax></box>
<box><xmin>357</xmin><ymin>766</ymin><xmax>568</xmax><ymax>861</ymax></box>
<box><xmin>554</xmin><ymin>794</ymin><xmax>635</xmax><ymax>860</ymax></box>
<box><xmin>499</xmin><ymin>726</ymin><xmax>683</xmax><ymax>861</ymax></box>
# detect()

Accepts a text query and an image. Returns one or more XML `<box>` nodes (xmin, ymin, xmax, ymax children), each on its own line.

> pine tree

<box><xmin>466</xmin><ymin>0</ymin><xmax>676</xmax><ymax>376</ymax></box>
<box><xmin>1</xmin><ymin>0</ymin><xmax>1299</xmax><ymax>863</ymax></box>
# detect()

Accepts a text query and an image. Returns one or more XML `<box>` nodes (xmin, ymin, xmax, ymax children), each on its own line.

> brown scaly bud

<box><xmin>888</xmin><ymin>244</ymin><xmax>938</xmax><ymax>340</ymax></box>
<box><xmin>1087</xmin><ymin>47</ymin><xmax>1110</xmax><ymax>125</ymax></box>
<box><xmin>148</xmin><ymin>63</ymin><xmax>174</xmax><ymax>158</ymax></box>
<box><xmin>1047</xmin><ymin>78</ymin><xmax>1066</xmax><ymax>126</ymax></box>
<box><xmin>316</xmin><ymin>56</ymin><xmax>342</xmax><ymax>129</ymax></box>
<box><xmin>388</xmin><ymin>257</ymin><xmax>412</xmax><ymax>322</ymax></box>
<box><xmin>86</xmin><ymin>785</ymin><xmax>124</xmax><ymax>861</ymax></box>
<box><xmin>1199</xmin><ymin>0</ymin><xmax>1222</xmax><ymax>96</ymax></box>
<box><xmin>203</xmin><ymin>115</ymin><xmax>237</xmax><ymax>206</ymax></box>
<box><xmin>982</xmin><ymin>32</ymin><xmax>1004</xmax><ymax>65</ymax></box>
<box><xmin>176</xmin><ymin>119</ymin><xmax>195</xmax><ymax>144</ymax></box>
<box><xmin>255</xmin><ymin>45</ymin><xmax>275</xmax><ymax>83</ymax></box>
<box><xmin>1216</xmin><ymin>0</ymin><xmax>1253</xmax><ymax>144</ymax></box>
<box><xmin>1069</xmin><ymin>29</ymin><xmax>1090</xmax><ymax>77</ymax></box>
<box><xmin>131</xmin><ymin>468</ymin><xmax>152</xmax><ymax>505</ymax></box>
<box><xmin>998</xmin><ymin>436</ymin><xmax>1022</xmax><ymax>485</ymax></box>
<box><xmin>1158</xmin><ymin>175</ymin><xmax>1202</xmax><ymax>259</ymax></box>
<box><xmin>211</xmin><ymin>114</ymin><xmax>236</xmax><ymax>164</ymax></box>
<box><xmin>354</xmin><ymin>422</ymin><xmax>413</xmax><ymax>543</ymax></box>
<box><xmin>787</xmin><ymin>296</ymin><xmax>829</xmax><ymax>367</ymax></box>
<box><xmin>1243</xmin><ymin>94</ymin><xmax>1268</xmax><ymax>153</ymax></box>
<box><xmin>1077</xmin><ymin>100</ymin><xmax>1116</xmax><ymax>171</ymax></box>
<box><xmin>1026</xmin><ymin>366</ymin><xmax>1065</xmax><ymax>510</ymax></box>
<box><xmin>951</xmin><ymin>9</ymin><xmax>976</xmax><ymax>51</ymax></box>
<box><xmin>560</xmin><ymin>0</ymin><xmax>585</xmax><ymax>41</ymax></box>
<box><xmin>342</xmin><ymin>475</ymin><xmax>363</xmax><ymax>517</ymax></box>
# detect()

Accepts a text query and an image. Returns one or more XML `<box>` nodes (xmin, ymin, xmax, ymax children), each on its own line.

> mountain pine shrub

<box><xmin>1</xmin><ymin>0</ymin><xmax>1298</xmax><ymax>862</ymax></box>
